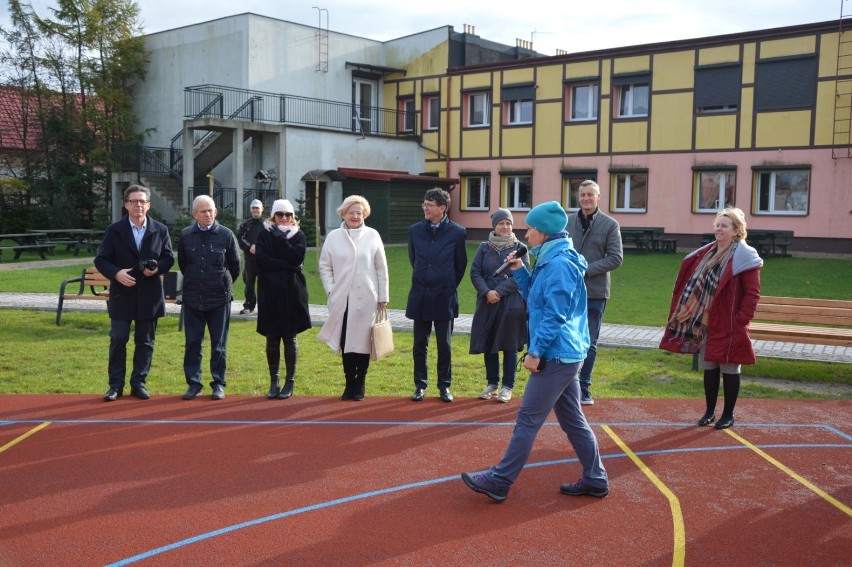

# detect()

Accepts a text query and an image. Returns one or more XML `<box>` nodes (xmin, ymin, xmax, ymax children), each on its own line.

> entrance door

<box><xmin>353</xmin><ymin>78</ymin><xmax>377</xmax><ymax>134</ymax></box>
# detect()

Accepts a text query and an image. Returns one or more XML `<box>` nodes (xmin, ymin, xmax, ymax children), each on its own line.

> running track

<box><xmin>1</xmin><ymin>395</ymin><xmax>850</xmax><ymax>566</ymax></box>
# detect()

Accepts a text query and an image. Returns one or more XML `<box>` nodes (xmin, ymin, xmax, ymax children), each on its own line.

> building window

<box><xmin>502</xmin><ymin>83</ymin><xmax>534</xmax><ymax>125</ymax></box>
<box><xmin>693</xmin><ymin>170</ymin><xmax>736</xmax><ymax>213</ymax></box>
<box><xmin>755</xmin><ymin>56</ymin><xmax>817</xmax><ymax>111</ymax></box>
<box><xmin>398</xmin><ymin>97</ymin><xmax>415</xmax><ymax>133</ymax></box>
<box><xmin>567</xmin><ymin>83</ymin><xmax>599</xmax><ymax>121</ymax></box>
<box><xmin>753</xmin><ymin>168</ymin><xmax>810</xmax><ymax>215</ymax></box>
<box><xmin>562</xmin><ymin>172</ymin><xmax>598</xmax><ymax>210</ymax></box>
<box><xmin>423</xmin><ymin>95</ymin><xmax>439</xmax><ymax>130</ymax></box>
<box><xmin>501</xmin><ymin>174</ymin><xmax>532</xmax><ymax>210</ymax></box>
<box><xmin>461</xmin><ymin>175</ymin><xmax>490</xmax><ymax>210</ymax></box>
<box><xmin>465</xmin><ymin>91</ymin><xmax>490</xmax><ymax>127</ymax></box>
<box><xmin>613</xmin><ymin>73</ymin><xmax>649</xmax><ymax>118</ymax></box>
<box><xmin>611</xmin><ymin>172</ymin><xmax>647</xmax><ymax>212</ymax></box>
<box><xmin>695</xmin><ymin>64</ymin><xmax>741</xmax><ymax>114</ymax></box>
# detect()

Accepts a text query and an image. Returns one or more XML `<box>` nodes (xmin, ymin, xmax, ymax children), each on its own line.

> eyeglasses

<box><xmin>422</xmin><ymin>202</ymin><xmax>442</xmax><ymax>209</ymax></box>
<box><xmin>126</xmin><ymin>199</ymin><xmax>149</xmax><ymax>205</ymax></box>
<box><xmin>274</xmin><ymin>211</ymin><xmax>294</xmax><ymax>218</ymax></box>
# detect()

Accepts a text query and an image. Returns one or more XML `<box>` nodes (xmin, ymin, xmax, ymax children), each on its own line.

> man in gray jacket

<box><xmin>566</xmin><ymin>180</ymin><xmax>623</xmax><ymax>405</ymax></box>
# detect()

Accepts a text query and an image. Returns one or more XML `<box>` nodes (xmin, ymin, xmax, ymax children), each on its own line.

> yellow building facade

<box><xmin>386</xmin><ymin>20</ymin><xmax>852</xmax><ymax>251</ymax></box>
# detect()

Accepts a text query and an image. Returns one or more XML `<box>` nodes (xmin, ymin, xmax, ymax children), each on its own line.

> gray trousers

<box><xmin>490</xmin><ymin>360</ymin><xmax>608</xmax><ymax>490</ymax></box>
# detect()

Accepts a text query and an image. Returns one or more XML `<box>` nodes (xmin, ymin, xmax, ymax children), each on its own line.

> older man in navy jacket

<box><xmin>96</xmin><ymin>185</ymin><xmax>175</xmax><ymax>401</ymax></box>
<box><xmin>406</xmin><ymin>187</ymin><xmax>467</xmax><ymax>402</ymax></box>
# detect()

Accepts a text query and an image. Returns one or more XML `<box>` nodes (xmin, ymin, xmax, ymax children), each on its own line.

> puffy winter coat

<box><xmin>178</xmin><ymin>221</ymin><xmax>241</xmax><ymax>311</ymax></box>
<box><xmin>659</xmin><ymin>241</ymin><xmax>763</xmax><ymax>364</ymax></box>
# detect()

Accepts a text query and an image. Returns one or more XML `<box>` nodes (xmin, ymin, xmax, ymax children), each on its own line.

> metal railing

<box><xmin>188</xmin><ymin>186</ymin><xmax>236</xmax><ymax>212</ymax></box>
<box><xmin>169</xmin><ymin>85</ymin><xmax>420</xmax><ymax>170</ymax></box>
<box><xmin>113</xmin><ymin>143</ymin><xmax>182</xmax><ymax>180</ymax></box>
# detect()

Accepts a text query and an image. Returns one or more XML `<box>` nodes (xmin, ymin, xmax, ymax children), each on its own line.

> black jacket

<box><xmin>255</xmin><ymin>224</ymin><xmax>311</xmax><ymax>337</ymax></box>
<box><xmin>95</xmin><ymin>216</ymin><xmax>174</xmax><ymax>321</ymax></box>
<box><xmin>405</xmin><ymin>217</ymin><xmax>467</xmax><ymax>321</ymax></box>
<box><xmin>178</xmin><ymin>221</ymin><xmax>241</xmax><ymax>311</ymax></box>
<box><xmin>236</xmin><ymin>217</ymin><xmax>265</xmax><ymax>264</ymax></box>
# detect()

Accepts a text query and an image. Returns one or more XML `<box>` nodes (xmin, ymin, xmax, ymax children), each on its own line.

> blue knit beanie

<box><xmin>525</xmin><ymin>201</ymin><xmax>568</xmax><ymax>236</ymax></box>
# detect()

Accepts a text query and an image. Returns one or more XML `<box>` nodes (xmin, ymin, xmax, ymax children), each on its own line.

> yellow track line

<box><xmin>0</xmin><ymin>421</ymin><xmax>51</xmax><ymax>453</ymax></box>
<box><xmin>601</xmin><ymin>424</ymin><xmax>686</xmax><ymax>567</ymax></box>
<box><xmin>724</xmin><ymin>428</ymin><xmax>852</xmax><ymax>517</ymax></box>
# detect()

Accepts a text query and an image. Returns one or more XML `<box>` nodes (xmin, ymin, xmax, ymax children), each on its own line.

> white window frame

<box><xmin>399</xmin><ymin>98</ymin><xmax>415</xmax><ymax>133</ymax></box>
<box><xmin>502</xmin><ymin>175</ymin><xmax>532</xmax><ymax>211</ymax></box>
<box><xmin>753</xmin><ymin>169</ymin><xmax>810</xmax><ymax>216</ymax></box>
<box><xmin>611</xmin><ymin>172</ymin><xmax>647</xmax><ymax>213</ymax></box>
<box><xmin>693</xmin><ymin>171</ymin><xmax>736</xmax><ymax>213</ymax></box>
<box><xmin>569</xmin><ymin>83</ymin><xmax>599</xmax><ymax>121</ymax></box>
<box><xmin>424</xmin><ymin>95</ymin><xmax>439</xmax><ymax>130</ymax></box>
<box><xmin>617</xmin><ymin>83</ymin><xmax>649</xmax><ymax>118</ymax></box>
<box><xmin>466</xmin><ymin>92</ymin><xmax>490</xmax><ymax>127</ymax></box>
<box><xmin>505</xmin><ymin>98</ymin><xmax>533</xmax><ymax>125</ymax></box>
<box><xmin>461</xmin><ymin>175</ymin><xmax>490</xmax><ymax>210</ymax></box>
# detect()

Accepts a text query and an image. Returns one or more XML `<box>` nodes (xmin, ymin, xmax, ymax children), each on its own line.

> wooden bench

<box><xmin>619</xmin><ymin>229</ymin><xmax>651</xmax><ymax>254</ymax></box>
<box><xmin>749</xmin><ymin>296</ymin><xmax>852</xmax><ymax>347</ymax></box>
<box><xmin>660</xmin><ymin>238</ymin><xmax>678</xmax><ymax>253</ymax></box>
<box><xmin>0</xmin><ymin>244</ymin><xmax>56</xmax><ymax>262</ymax></box>
<box><xmin>56</xmin><ymin>267</ymin><xmax>183</xmax><ymax>328</ymax></box>
<box><xmin>73</xmin><ymin>240</ymin><xmax>102</xmax><ymax>256</ymax></box>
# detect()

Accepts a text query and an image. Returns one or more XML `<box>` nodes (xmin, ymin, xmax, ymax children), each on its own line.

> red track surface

<box><xmin>1</xmin><ymin>395</ymin><xmax>850</xmax><ymax>566</ymax></box>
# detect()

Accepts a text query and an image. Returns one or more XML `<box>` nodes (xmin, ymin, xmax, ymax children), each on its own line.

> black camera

<box><xmin>139</xmin><ymin>259</ymin><xmax>158</xmax><ymax>272</ymax></box>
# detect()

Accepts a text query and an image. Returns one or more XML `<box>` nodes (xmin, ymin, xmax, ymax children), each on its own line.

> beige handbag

<box><xmin>370</xmin><ymin>305</ymin><xmax>394</xmax><ymax>361</ymax></box>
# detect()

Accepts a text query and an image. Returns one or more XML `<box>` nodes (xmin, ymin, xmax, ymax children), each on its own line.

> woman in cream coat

<box><xmin>317</xmin><ymin>195</ymin><xmax>390</xmax><ymax>400</ymax></box>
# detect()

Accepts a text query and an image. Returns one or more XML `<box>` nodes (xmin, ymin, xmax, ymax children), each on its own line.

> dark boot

<box><xmin>341</xmin><ymin>353</ymin><xmax>356</xmax><ymax>401</ymax></box>
<box><xmin>352</xmin><ymin>354</ymin><xmax>369</xmax><ymax>401</ymax></box>
<box><xmin>278</xmin><ymin>379</ymin><xmax>294</xmax><ymax>399</ymax></box>
<box><xmin>716</xmin><ymin>373</ymin><xmax>741</xmax><ymax>429</ymax></box>
<box><xmin>278</xmin><ymin>336</ymin><xmax>297</xmax><ymax>399</ymax></box>
<box><xmin>266</xmin><ymin>345</ymin><xmax>280</xmax><ymax>399</ymax></box>
<box><xmin>699</xmin><ymin>368</ymin><xmax>720</xmax><ymax>425</ymax></box>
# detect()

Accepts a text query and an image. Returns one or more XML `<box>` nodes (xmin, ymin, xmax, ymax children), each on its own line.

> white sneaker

<box><xmin>479</xmin><ymin>384</ymin><xmax>498</xmax><ymax>399</ymax></box>
<box><xmin>497</xmin><ymin>387</ymin><xmax>513</xmax><ymax>403</ymax></box>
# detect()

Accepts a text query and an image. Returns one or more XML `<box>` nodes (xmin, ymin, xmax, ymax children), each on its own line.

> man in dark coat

<box><xmin>406</xmin><ymin>187</ymin><xmax>467</xmax><ymax>402</ymax></box>
<box><xmin>95</xmin><ymin>185</ymin><xmax>175</xmax><ymax>401</ymax></box>
<box><xmin>178</xmin><ymin>195</ymin><xmax>241</xmax><ymax>401</ymax></box>
<box><xmin>237</xmin><ymin>199</ymin><xmax>265</xmax><ymax>314</ymax></box>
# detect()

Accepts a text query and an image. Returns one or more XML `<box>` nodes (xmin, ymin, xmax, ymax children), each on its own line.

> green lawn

<box><xmin>1</xmin><ymin>247</ymin><xmax>850</xmax><ymax>399</ymax></box>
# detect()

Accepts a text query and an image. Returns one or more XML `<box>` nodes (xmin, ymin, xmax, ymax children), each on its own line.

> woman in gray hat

<box><xmin>468</xmin><ymin>208</ymin><xmax>528</xmax><ymax>402</ymax></box>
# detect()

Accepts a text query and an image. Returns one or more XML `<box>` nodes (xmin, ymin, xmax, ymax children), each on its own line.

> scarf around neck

<box><xmin>667</xmin><ymin>241</ymin><xmax>737</xmax><ymax>352</ymax></box>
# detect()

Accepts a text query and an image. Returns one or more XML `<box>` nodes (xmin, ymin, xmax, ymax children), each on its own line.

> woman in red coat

<box><xmin>659</xmin><ymin>208</ymin><xmax>763</xmax><ymax>429</ymax></box>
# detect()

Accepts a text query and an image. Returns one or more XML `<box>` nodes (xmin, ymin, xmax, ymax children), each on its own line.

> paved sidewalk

<box><xmin>1</xmin><ymin>291</ymin><xmax>849</xmax><ymax>364</ymax></box>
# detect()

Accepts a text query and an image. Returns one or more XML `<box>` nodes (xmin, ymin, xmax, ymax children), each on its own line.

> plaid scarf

<box><xmin>667</xmin><ymin>242</ymin><xmax>736</xmax><ymax>353</ymax></box>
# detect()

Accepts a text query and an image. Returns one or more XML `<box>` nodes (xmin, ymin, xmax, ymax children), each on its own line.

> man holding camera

<box><xmin>96</xmin><ymin>185</ymin><xmax>175</xmax><ymax>401</ymax></box>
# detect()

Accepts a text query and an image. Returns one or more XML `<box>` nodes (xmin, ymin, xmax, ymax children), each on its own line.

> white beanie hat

<box><xmin>250</xmin><ymin>199</ymin><xmax>263</xmax><ymax>209</ymax></box>
<box><xmin>271</xmin><ymin>199</ymin><xmax>294</xmax><ymax>215</ymax></box>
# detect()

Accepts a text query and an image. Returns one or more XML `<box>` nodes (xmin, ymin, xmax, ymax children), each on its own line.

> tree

<box><xmin>0</xmin><ymin>0</ymin><xmax>148</xmax><ymax>228</ymax></box>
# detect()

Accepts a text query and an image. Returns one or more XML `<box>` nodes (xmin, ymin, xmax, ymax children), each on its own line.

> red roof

<box><xmin>0</xmin><ymin>86</ymin><xmax>42</xmax><ymax>152</ymax></box>
<box><xmin>337</xmin><ymin>167</ymin><xmax>458</xmax><ymax>186</ymax></box>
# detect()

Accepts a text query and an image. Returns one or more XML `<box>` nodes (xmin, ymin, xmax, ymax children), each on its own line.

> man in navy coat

<box><xmin>406</xmin><ymin>187</ymin><xmax>467</xmax><ymax>402</ymax></box>
<box><xmin>95</xmin><ymin>185</ymin><xmax>175</xmax><ymax>401</ymax></box>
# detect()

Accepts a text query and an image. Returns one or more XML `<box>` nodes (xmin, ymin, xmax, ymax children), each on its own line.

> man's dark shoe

<box><xmin>130</xmin><ymin>386</ymin><xmax>150</xmax><ymax>400</ymax></box>
<box><xmin>211</xmin><ymin>384</ymin><xmax>225</xmax><ymax>400</ymax></box>
<box><xmin>239</xmin><ymin>308</ymin><xmax>253</xmax><ymax>315</ymax></box>
<box><xmin>461</xmin><ymin>471</ymin><xmax>508</xmax><ymax>502</ymax></box>
<box><xmin>411</xmin><ymin>388</ymin><xmax>425</xmax><ymax>401</ymax></box>
<box><xmin>440</xmin><ymin>389</ymin><xmax>454</xmax><ymax>403</ymax></box>
<box><xmin>104</xmin><ymin>388</ymin><xmax>122</xmax><ymax>402</ymax></box>
<box><xmin>182</xmin><ymin>385</ymin><xmax>203</xmax><ymax>400</ymax></box>
<box><xmin>559</xmin><ymin>479</ymin><xmax>609</xmax><ymax>498</ymax></box>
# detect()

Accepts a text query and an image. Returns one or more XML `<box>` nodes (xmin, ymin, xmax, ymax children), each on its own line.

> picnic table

<box><xmin>0</xmin><ymin>232</ymin><xmax>53</xmax><ymax>261</ymax></box>
<box><xmin>28</xmin><ymin>228</ymin><xmax>101</xmax><ymax>256</ymax></box>
<box><xmin>620</xmin><ymin>227</ymin><xmax>667</xmax><ymax>253</ymax></box>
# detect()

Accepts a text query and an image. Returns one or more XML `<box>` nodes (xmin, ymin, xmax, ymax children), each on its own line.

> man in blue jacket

<box><xmin>178</xmin><ymin>195</ymin><xmax>241</xmax><ymax>400</ymax></box>
<box><xmin>406</xmin><ymin>187</ymin><xmax>467</xmax><ymax>402</ymax></box>
<box><xmin>461</xmin><ymin>201</ymin><xmax>608</xmax><ymax>502</ymax></box>
<box><xmin>96</xmin><ymin>185</ymin><xmax>175</xmax><ymax>401</ymax></box>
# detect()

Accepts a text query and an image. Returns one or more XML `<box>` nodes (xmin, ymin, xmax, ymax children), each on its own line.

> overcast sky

<box><xmin>1</xmin><ymin>0</ymin><xmax>844</xmax><ymax>55</ymax></box>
